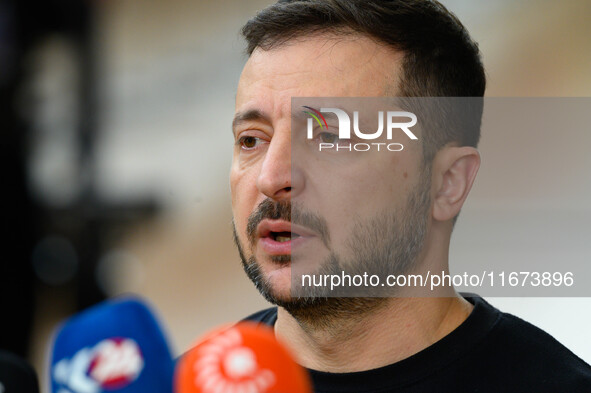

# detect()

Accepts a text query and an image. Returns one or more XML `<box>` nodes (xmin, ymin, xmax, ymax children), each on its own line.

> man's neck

<box><xmin>274</xmin><ymin>294</ymin><xmax>473</xmax><ymax>373</ymax></box>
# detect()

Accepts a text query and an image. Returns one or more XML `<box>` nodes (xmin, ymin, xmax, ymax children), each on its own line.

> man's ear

<box><xmin>432</xmin><ymin>146</ymin><xmax>480</xmax><ymax>222</ymax></box>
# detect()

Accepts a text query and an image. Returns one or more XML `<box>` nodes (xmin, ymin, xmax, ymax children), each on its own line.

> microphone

<box><xmin>49</xmin><ymin>297</ymin><xmax>175</xmax><ymax>393</ymax></box>
<box><xmin>0</xmin><ymin>350</ymin><xmax>40</xmax><ymax>393</ymax></box>
<box><xmin>175</xmin><ymin>322</ymin><xmax>312</xmax><ymax>393</ymax></box>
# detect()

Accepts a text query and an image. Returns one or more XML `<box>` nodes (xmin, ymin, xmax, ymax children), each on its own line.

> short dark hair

<box><xmin>241</xmin><ymin>0</ymin><xmax>486</xmax><ymax>162</ymax></box>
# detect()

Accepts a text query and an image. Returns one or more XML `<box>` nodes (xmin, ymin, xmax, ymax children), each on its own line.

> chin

<box><xmin>263</xmin><ymin>266</ymin><xmax>293</xmax><ymax>297</ymax></box>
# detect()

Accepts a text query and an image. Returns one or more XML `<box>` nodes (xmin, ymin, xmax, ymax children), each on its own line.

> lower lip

<box><xmin>259</xmin><ymin>236</ymin><xmax>307</xmax><ymax>255</ymax></box>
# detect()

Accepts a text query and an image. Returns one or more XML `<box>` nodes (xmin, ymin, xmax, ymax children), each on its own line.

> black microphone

<box><xmin>0</xmin><ymin>350</ymin><xmax>40</xmax><ymax>393</ymax></box>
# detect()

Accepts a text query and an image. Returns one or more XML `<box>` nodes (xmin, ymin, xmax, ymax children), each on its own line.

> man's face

<box><xmin>231</xmin><ymin>34</ymin><xmax>430</xmax><ymax>306</ymax></box>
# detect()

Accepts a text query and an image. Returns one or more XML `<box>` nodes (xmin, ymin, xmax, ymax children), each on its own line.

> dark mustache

<box><xmin>246</xmin><ymin>199</ymin><xmax>330</xmax><ymax>247</ymax></box>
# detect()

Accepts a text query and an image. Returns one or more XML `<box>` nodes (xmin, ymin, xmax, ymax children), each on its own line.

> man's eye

<box><xmin>318</xmin><ymin>132</ymin><xmax>340</xmax><ymax>143</ymax></box>
<box><xmin>318</xmin><ymin>132</ymin><xmax>338</xmax><ymax>143</ymax></box>
<box><xmin>238</xmin><ymin>136</ymin><xmax>259</xmax><ymax>149</ymax></box>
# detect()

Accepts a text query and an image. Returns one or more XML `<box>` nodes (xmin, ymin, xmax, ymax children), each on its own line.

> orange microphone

<box><xmin>175</xmin><ymin>322</ymin><xmax>313</xmax><ymax>393</ymax></box>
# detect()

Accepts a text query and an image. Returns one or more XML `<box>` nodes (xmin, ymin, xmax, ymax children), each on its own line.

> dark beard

<box><xmin>233</xmin><ymin>238</ymin><xmax>387</xmax><ymax>329</ymax></box>
<box><xmin>232</xmin><ymin>167</ymin><xmax>431</xmax><ymax>328</ymax></box>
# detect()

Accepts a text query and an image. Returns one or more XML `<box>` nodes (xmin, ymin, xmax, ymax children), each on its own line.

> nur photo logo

<box><xmin>303</xmin><ymin>106</ymin><xmax>418</xmax><ymax>152</ymax></box>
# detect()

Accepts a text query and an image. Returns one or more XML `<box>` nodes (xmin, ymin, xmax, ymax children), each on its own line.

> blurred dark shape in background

<box><xmin>0</xmin><ymin>0</ymin><xmax>158</xmax><ymax>359</ymax></box>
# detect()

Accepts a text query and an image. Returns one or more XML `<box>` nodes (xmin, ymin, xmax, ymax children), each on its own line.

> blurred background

<box><xmin>0</xmin><ymin>0</ymin><xmax>589</xmax><ymax>389</ymax></box>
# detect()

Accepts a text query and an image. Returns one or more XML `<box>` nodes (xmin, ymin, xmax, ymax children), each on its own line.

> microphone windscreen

<box><xmin>0</xmin><ymin>350</ymin><xmax>39</xmax><ymax>393</ymax></box>
<box><xmin>175</xmin><ymin>322</ymin><xmax>312</xmax><ymax>393</ymax></box>
<box><xmin>50</xmin><ymin>297</ymin><xmax>175</xmax><ymax>393</ymax></box>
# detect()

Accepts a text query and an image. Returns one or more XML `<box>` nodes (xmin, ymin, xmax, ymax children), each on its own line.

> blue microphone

<box><xmin>49</xmin><ymin>297</ymin><xmax>175</xmax><ymax>393</ymax></box>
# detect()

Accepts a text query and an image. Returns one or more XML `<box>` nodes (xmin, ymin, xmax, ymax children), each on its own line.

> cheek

<box><xmin>230</xmin><ymin>155</ymin><xmax>254</xmax><ymax>205</ymax></box>
<box><xmin>229</xmin><ymin>166</ymin><xmax>240</xmax><ymax>206</ymax></box>
<box><xmin>230</xmin><ymin>164</ymin><xmax>259</xmax><ymax>235</ymax></box>
<box><xmin>312</xmin><ymin>154</ymin><xmax>417</xmax><ymax>242</ymax></box>
<box><xmin>333</xmin><ymin>155</ymin><xmax>414</xmax><ymax>205</ymax></box>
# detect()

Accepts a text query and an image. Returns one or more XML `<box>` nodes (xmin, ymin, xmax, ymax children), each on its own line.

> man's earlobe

<box><xmin>432</xmin><ymin>147</ymin><xmax>480</xmax><ymax>222</ymax></box>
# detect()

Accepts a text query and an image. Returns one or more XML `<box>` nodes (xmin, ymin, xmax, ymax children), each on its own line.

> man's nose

<box><xmin>256</xmin><ymin>132</ymin><xmax>302</xmax><ymax>201</ymax></box>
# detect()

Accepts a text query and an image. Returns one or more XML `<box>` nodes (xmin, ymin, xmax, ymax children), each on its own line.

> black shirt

<box><xmin>243</xmin><ymin>295</ymin><xmax>591</xmax><ymax>392</ymax></box>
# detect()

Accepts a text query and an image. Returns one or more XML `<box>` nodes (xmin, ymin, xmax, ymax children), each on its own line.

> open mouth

<box><xmin>270</xmin><ymin>231</ymin><xmax>301</xmax><ymax>243</ymax></box>
<box><xmin>256</xmin><ymin>220</ymin><xmax>311</xmax><ymax>255</ymax></box>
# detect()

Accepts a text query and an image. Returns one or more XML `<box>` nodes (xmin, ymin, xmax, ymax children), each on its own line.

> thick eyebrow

<box><xmin>232</xmin><ymin>109</ymin><xmax>271</xmax><ymax>134</ymax></box>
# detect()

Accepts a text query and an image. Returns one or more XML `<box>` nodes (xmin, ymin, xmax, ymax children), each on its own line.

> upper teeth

<box><xmin>276</xmin><ymin>236</ymin><xmax>290</xmax><ymax>242</ymax></box>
